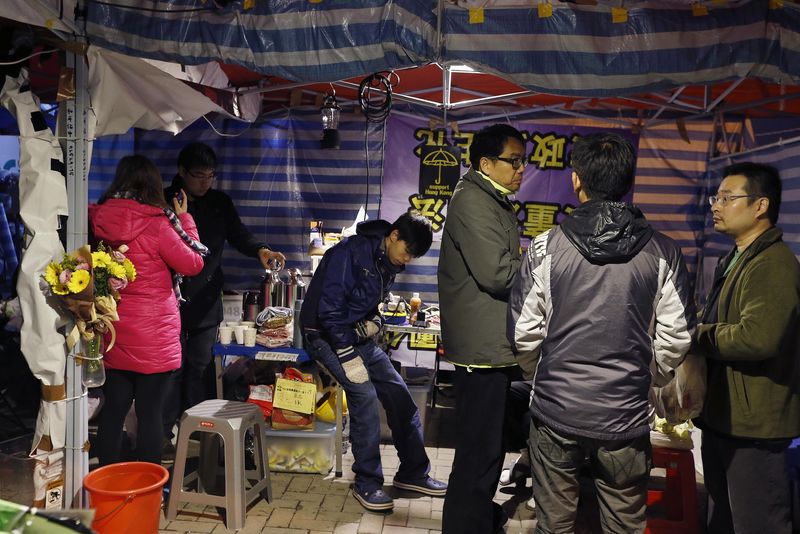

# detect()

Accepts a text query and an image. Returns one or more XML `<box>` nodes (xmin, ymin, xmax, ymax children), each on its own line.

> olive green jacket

<box><xmin>695</xmin><ymin>227</ymin><xmax>800</xmax><ymax>439</ymax></box>
<box><xmin>437</xmin><ymin>169</ymin><xmax>522</xmax><ymax>368</ymax></box>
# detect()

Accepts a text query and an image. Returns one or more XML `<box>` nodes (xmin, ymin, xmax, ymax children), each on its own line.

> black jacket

<box><xmin>165</xmin><ymin>176</ymin><xmax>268</xmax><ymax>328</ymax></box>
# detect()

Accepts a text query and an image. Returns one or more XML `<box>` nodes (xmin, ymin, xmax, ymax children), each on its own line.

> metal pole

<box><xmin>62</xmin><ymin>34</ymin><xmax>90</xmax><ymax>508</ymax></box>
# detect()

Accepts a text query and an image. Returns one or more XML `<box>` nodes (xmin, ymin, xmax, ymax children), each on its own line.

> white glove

<box><xmin>336</xmin><ymin>346</ymin><xmax>369</xmax><ymax>384</ymax></box>
<box><xmin>354</xmin><ymin>319</ymin><xmax>380</xmax><ymax>340</ymax></box>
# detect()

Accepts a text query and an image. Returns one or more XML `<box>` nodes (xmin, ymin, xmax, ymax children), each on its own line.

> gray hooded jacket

<box><xmin>507</xmin><ymin>200</ymin><xmax>695</xmax><ymax>440</ymax></box>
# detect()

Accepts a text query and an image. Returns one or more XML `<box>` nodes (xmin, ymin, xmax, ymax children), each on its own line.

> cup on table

<box><xmin>240</xmin><ymin>321</ymin><xmax>256</xmax><ymax>329</ymax></box>
<box><xmin>218</xmin><ymin>326</ymin><xmax>233</xmax><ymax>344</ymax></box>
<box><xmin>232</xmin><ymin>325</ymin><xmax>247</xmax><ymax>344</ymax></box>
<box><xmin>243</xmin><ymin>327</ymin><xmax>257</xmax><ymax>347</ymax></box>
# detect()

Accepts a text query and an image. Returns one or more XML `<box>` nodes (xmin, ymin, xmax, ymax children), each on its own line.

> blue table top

<box><xmin>212</xmin><ymin>343</ymin><xmax>310</xmax><ymax>362</ymax></box>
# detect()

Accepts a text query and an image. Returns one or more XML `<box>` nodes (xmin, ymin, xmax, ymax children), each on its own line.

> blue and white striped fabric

<box><xmin>89</xmin><ymin>108</ymin><xmax>385</xmax><ymax>291</ymax></box>
<box><xmin>89</xmin><ymin>109</ymin><xmax>714</xmax><ymax>301</ymax></box>
<box><xmin>442</xmin><ymin>2</ymin><xmax>800</xmax><ymax>97</ymax></box>
<box><xmin>83</xmin><ymin>1</ymin><xmax>800</xmax><ymax>97</ymax></box>
<box><xmin>85</xmin><ymin>0</ymin><xmax>437</xmax><ymax>83</ymax></box>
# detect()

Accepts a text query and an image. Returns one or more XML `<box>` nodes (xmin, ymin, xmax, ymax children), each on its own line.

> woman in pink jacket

<box><xmin>90</xmin><ymin>155</ymin><xmax>206</xmax><ymax>466</ymax></box>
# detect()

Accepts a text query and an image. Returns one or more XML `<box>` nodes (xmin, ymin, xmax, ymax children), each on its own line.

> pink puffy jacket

<box><xmin>89</xmin><ymin>199</ymin><xmax>204</xmax><ymax>374</ymax></box>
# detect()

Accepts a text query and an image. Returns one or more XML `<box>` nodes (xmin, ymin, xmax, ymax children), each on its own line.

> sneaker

<box><xmin>161</xmin><ymin>439</ymin><xmax>176</xmax><ymax>462</ymax></box>
<box><xmin>393</xmin><ymin>476</ymin><xmax>447</xmax><ymax>497</ymax></box>
<box><xmin>499</xmin><ymin>456</ymin><xmax>529</xmax><ymax>486</ymax></box>
<box><xmin>353</xmin><ymin>488</ymin><xmax>394</xmax><ymax>512</ymax></box>
<box><xmin>525</xmin><ymin>496</ymin><xmax>536</xmax><ymax>512</ymax></box>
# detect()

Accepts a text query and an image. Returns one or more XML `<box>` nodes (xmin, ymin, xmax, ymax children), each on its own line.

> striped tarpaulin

<box><xmin>85</xmin><ymin>0</ymin><xmax>437</xmax><ymax>83</ymax></box>
<box><xmin>89</xmin><ymin>109</ymin><xmax>713</xmax><ymax>304</ymax></box>
<box><xmin>82</xmin><ymin>1</ymin><xmax>800</xmax><ymax>97</ymax></box>
<box><xmin>442</xmin><ymin>1</ymin><xmax>800</xmax><ymax>97</ymax></box>
<box><xmin>89</xmin><ymin>108</ymin><xmax>386</xmax><ymax>292</ymax></box>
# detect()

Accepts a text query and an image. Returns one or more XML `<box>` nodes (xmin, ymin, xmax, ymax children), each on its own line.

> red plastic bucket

<box><xmin>83</xmin><ymin>461</ymin><xmax>169</xmax><ymax>534</ymax></box>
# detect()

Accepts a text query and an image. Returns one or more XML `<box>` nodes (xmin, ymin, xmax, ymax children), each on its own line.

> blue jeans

<box><xmin>305</xmin><ymin>335</ymin><xmax>431</xmax><ymax>492</ymax></box>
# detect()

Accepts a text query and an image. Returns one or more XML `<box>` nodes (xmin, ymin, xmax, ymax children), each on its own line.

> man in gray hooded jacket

<box><xmin>507</xmin><ymin>132</ymin><xmax>695</xmax><ymax>534</ymax></box>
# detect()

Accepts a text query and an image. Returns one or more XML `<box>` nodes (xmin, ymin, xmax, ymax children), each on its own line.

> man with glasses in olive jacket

<box><xmin>695</xmin><ymin>162</ymin><xmax>800</xmax><ymax>534</ymax></box>
<box><xmin>438</xmin><ymin>124</ymin><xmax>527</xmax><ymax>534</ymax></box>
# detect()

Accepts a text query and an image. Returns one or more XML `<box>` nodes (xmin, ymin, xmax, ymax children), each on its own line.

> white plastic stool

<box><xmin>165</xmin><ymin>399</ymin><xmax>271</xmax><ymax>530</ymax></box>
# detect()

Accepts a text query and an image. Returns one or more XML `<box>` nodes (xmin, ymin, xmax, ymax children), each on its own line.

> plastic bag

<box><xmin>650</xmin><ymin>352</ymin><xmax>707</xmax><ymax>424</ymax></box>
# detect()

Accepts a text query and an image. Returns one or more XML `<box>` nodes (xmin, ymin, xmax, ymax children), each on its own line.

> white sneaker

<box><xmin>499</xmin><ymin>457</ymin><xmax>529</xmax><ymax>486</ymax></box>
<box><xmin>525</xmin><ymin>497</ymin><xmax>536</xmax><ymax>512</ymax></box>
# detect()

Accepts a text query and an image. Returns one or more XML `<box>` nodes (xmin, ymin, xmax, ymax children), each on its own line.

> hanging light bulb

<box><xmin>320</xmin><ymin>92</ymin><xmax>341</xmax><ymax>150</ymax></box>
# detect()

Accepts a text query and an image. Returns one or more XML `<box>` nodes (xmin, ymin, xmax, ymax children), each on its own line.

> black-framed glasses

<box><xmin>187</xmin><ymin>170</ymin><xmax>216</xmax><ymax>182</ymax></box>
<box><xmin>492</xmin><ymin>156</ymin><xmax>528</xmax><ymax>170</ymax></box>
<box><xmin>708</xmin><ymin>194</ymin><xmax>759</xmax><ymax>207</ymax></box>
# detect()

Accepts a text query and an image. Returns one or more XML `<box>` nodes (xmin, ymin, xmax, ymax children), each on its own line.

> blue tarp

<box><xmin>84</xmin><ymin>1</ymin><xmax>800</xmax><ymax>97</ymax></box>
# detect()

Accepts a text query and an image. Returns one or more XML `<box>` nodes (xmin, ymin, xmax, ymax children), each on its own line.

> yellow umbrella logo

<box><xmin>422</xmin><ymin>148</ymin><xmax>460</xmax><ymax>185</ymax></box>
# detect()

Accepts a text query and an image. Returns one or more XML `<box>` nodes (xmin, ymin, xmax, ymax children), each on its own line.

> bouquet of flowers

<box><xmin>43</xmin><ymin>243</ymin><xmax>137</xmax><ymax>385</ymax></box>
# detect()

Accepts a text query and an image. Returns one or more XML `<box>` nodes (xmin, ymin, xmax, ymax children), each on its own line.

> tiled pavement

<box><xmin>159</xmin><ymin>446</ymin><xmax>537</xmax><ymax>534</ymax></box>
<box><xmin>158</xmin><ymin>396</ymin><xmax>705</xmax><ymax>534</ymax></box>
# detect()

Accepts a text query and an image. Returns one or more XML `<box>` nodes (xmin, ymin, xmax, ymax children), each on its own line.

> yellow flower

<box><xmin>109</xmin><ymin>262</ymin><xmax>126</xmax><ymax>279</ymax></box>
<box><xmin>123</xmin><ymin>258</ymin><xmax>136</xmax><ymax>281</ymax></box>
<box><xmin>52</xmin><ymin>284</ymin><xmax>69</xmax><ymax>295</ymax></box>
<box><xmin>45</xmin><ymin>262</ymin><xmax>61</xmax><ymax>286</ymax></box>
<box><xmin>67</xmin><ymin>269</ymin><xmax>91</xmax><ymax>293</ymax></box>
<box><xmin>91</xmin><ymin>251</ymin><xmax>113</xmax><ymax>269</ymax></box>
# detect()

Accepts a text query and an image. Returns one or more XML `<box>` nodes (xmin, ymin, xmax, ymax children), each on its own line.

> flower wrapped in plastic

<box><xmin>43</xmin><ymin>243</ymin><xmax>137</xmax><ymax>386</ymax></box>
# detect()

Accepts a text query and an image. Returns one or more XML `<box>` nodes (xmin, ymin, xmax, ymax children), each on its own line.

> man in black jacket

<box><xmin>162</xmin><ymin>142</ymin><xmax>285</xmax><ymax>447</ymax></box>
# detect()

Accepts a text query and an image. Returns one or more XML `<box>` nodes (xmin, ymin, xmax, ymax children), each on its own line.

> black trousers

<box><xmin>442</xmin><ymin>366</ymin><xmax>516</xmax><ymax>534</ymax></box>
<box><xmin>96</xmin><ymin>368</ymin><xmax>172</xmax><ymax>466</ymax></box>
<box><xmin>162</xmin><ymin>324</ymin><xmax>218</xmax><ymax>438</ymax></box>
<box><xmin>702</xmin><ymin>429</ymin><xmax>793</xmax><ymax>534</ymax></box>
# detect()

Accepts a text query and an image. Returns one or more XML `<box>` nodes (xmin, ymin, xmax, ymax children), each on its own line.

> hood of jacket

<box><xmin>89</xmin><ymin>199</ymin><xmax>166</xmax><ymax>243</ymax></box>
<box><xmin>560</xmin><ymin>200</ymin><xmax>654</xmax><ymax>264</ymax></box>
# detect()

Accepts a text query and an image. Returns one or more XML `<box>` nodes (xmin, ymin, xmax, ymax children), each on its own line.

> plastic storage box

<box><xmin>379</xmin><ymin>368</ymin><xmax>433</xmax><ymax>440</ymax></box>
<box><xmin>264</xmin><ymin>421</ymin><xmax>335</xmax><ymax>474</ymax></box>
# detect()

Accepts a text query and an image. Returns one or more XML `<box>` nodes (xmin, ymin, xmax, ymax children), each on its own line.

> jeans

<box><xmin>304</xmin><ymin>334</ymin><xmax>431</xmax><ymax>493</ymax></box>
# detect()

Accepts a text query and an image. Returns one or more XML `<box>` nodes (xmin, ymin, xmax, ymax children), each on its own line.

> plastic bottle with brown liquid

<box><xmin>409</xmin><ymin>292</ymin><xmax>422</xmax><ymax>322</ymax></box>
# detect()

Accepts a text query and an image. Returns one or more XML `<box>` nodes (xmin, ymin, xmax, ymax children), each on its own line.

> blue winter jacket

<box><xmin>300</xmin><ymin>220</ymin><xmax>401</xmax><ymax>350</ymax></box>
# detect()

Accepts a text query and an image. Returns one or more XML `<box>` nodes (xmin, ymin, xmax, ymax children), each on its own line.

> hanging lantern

<box><xmin>320</xmin><ymin>93</ymin><xmax>341</xmax><ymax>150</ymax></box>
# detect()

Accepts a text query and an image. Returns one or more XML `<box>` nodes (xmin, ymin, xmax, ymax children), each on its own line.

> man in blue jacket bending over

<box><xmin>300</xmin><ymin>211</ymin><xmax>446</xmax><ymax>512</ymax></box>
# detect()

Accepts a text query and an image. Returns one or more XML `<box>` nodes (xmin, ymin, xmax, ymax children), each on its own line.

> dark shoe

<box><xmin>161</xmin><ymin>439</ymin><xmax>176</xmax><ymax>462</ymax></box>
<box><xmin>499</xmin><ymin>456</ymin><xmax>529</xmax><ymax>486</ymax></box>
<box><xmin>353</xmin><ymin>488</ymin><xmax>394</xmax><ymax>512</ymax></box>
<box><xmin>493</xmin><ymin>502</ymin><xmax>509</xmax><ymax>533</ymax></box>
<box><xmin>393</xmin><ymin>476</ymin><xmax>447</xmax><ymax>497</ymax></box>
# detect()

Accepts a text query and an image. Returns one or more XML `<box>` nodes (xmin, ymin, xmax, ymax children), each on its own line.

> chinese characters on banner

<box><xmin>381</xmin><ymin>115</ymin><xmax>639</xmax><ymax>246</ymax></box>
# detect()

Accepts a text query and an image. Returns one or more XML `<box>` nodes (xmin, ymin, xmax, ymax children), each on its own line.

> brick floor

<box><xmin>159</xmin><ymin>398</ymin><xmax>705</xmax><ymax>533</ymax></box>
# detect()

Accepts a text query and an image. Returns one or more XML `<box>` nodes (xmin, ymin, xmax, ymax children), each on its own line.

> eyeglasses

<box><xmin>186</xmin><ymin>170</ymin><xmax>216</xmax><ymax>182</ymax></box>
<box><xmin>492</xmin><ymin>156</ymin><xmax>528</xmax><ymax>170</ymax></box>
<box><xmin>708</xmin><ymin>194</ymin><xmax>759</xmax><ymax>207</ymax></box>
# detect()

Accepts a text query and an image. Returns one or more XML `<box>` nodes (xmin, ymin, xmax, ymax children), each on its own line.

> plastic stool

<box><xmin>165</xmin><ymin>399</ymin><xmax>271</xmax><ymax>530</ymax></box>
<box><xmin>646</xmin><ymin>446</ymin><xmax>700</xmax><ymax>534</ymax></box>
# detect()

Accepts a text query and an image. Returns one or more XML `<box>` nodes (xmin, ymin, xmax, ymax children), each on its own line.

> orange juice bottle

<box><xmin>409</xmin><ymin>292</ymin><xmax>422</xmax><ymax>322</ymax></box>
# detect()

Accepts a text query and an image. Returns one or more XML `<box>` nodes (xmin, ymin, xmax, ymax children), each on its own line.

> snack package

<box><xmin>247</xmin><ymin>383</ymin><xmax>274</xmax><ymax>420</ymax></box>
<box><xmin>271</xmin><ymin>367</ymin><xmax>316</xmax><ymax>430</ymax></box>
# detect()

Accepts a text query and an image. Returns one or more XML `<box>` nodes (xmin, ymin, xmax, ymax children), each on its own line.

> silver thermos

<box><xmin>258</xmin><ymin>262</ymin><xmax>285</xmax><ymax>309</ymax></box>
<box><xmin>285</xmin><ymin>268</ymin><xmax>307</xmax><ymax>311</ymax></box>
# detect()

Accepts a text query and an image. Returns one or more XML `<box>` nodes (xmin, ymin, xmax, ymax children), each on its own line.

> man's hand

<box><xmin>259</xmin><ymin>248</ymin><xmax>286</xmax><ymax>269</ymax></box>
<box><xmin>336</xmin><ymin>346</ymin><xmax>369</xmax><ymax>384</ymax></box>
